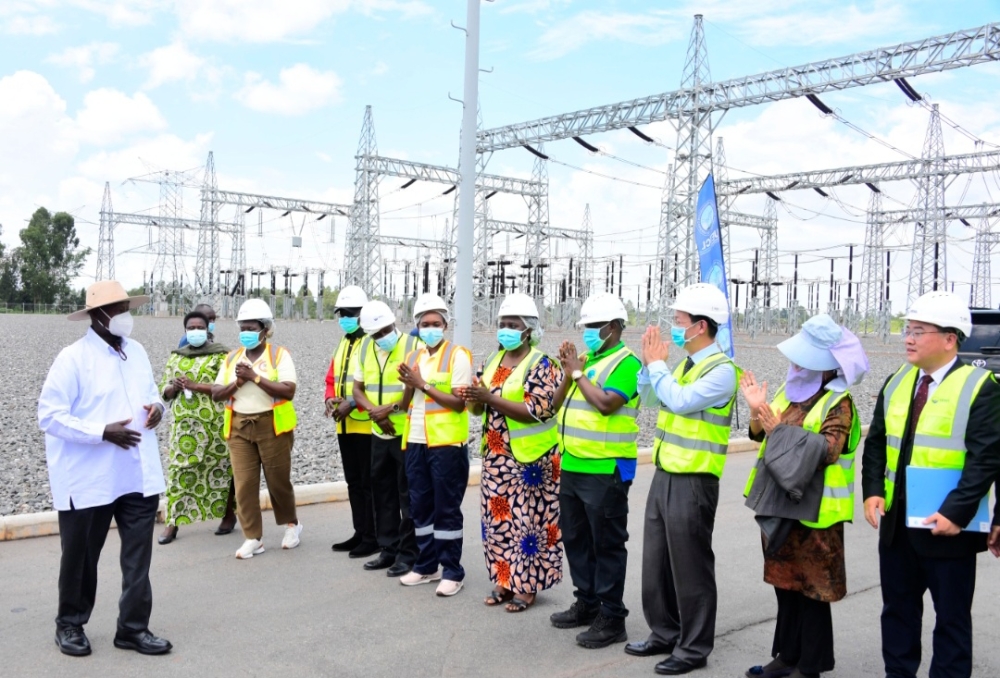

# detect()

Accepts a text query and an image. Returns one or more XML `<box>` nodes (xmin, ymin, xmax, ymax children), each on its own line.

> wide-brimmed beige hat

<box><xmin>67</xmin><ymin>280</ymin><xmax>150</xmax><ymax>321</ymax></box>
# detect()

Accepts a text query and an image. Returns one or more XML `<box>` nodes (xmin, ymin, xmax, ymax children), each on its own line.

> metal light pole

<box><xmin>455</xmin><ymin>0</ymin><xmax>482</xmax><ymax>349</ymax></box>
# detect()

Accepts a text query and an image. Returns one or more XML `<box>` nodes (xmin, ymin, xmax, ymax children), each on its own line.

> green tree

<box><xmin>16</xmin><ymin>208</ymin><xmax>90</xmax><ymax>305</ymax></box>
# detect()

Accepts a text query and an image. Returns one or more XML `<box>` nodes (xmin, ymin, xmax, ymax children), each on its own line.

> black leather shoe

<box><xmin>625</xmin><ymin>640</ymin><xmax>675</xmax><ymax>657</ymax></box>
<box><xmin>387</xmin><ymin>561</ymin><xmax>412</xmax><ymax>577</ymax></box>
<box><xmin>332</xmin><ymin>535</ymin><xmax>361</xmax><ymax>552</ymax></box>
<box><xmin>550</xmin><ymin>601</ymin><xmax>599</xmax><ymax>629</ymax></box>
<box><xmin>363</xmin><ymin>552</ymin><xmax>395</xmax><ymax>570</ymax></box>
<box><xmin>157</xmin><ymin>526</ymin><xmax>177</xmax><ymax>545</ymax></box>
<box><xmin>55</xmin><ymin>627</ymin><xmax>91</xmax><ymax>657</ymax></box>
<box><xmin>348</xmin><ymin>541</ymin><xmax>380</xmax><ymax>558</ymax></box>
<box><xmin>113</xmin><ymin>629</ymin><xmax>172</xmax><ymax>655</ymax></box>
<box><xmin>655</xmin><ymin>656</ymin><xmax>708</xmax><ymax>675</ymax></box>
<box><xmin>576</xmin><ymin>613</ymin><xmax>627</xmax><ymax>649</ymax></box>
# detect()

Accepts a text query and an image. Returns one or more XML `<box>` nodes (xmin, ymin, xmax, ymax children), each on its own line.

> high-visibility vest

<box><xmin>480</xmin><ymin>348</ymin><xmax>559</xmax><ymax>464</ymax></box>
<box><xmin>881</xmin><ymin>363</ymin><xmax>993</xmax><ymax>512</ymax></box>
<box><xmin>652</xmin><ymin>352</ymin><xmax>741</xmax><ymax>478</ymax></box>
<box><xmin>330</xmin><ymin>336</ymin><xmax>371</xmax><ymax>435</ymax></box>
<box><xmin>743</xmin><ymin>385</ymin><xmax>861</xmax><ymax>528</ymax></box>
<box><xmin>557</xmin><ymin>345</ymin><xmax>640</xmax><ymax>460</ymax></box>
<box><xmin>402</xmin><ymin>340</ymin><xmax>470</xmax><ymax>449</ymax></box>
<box><xmin>358</xmin><ymin>333</ymin><xmax>418</xmax><ymax>436</ymax></box>
<box><xmin>222</xmin><ymin>343</ymin><xmax>297</xmax><ymax>440</ymax></box>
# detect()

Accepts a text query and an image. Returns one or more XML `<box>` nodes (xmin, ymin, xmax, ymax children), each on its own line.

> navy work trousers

<box><xmin>405</xmin><ymin>442</ymin><xmax>470</xmax><ymax>582</ymax></box>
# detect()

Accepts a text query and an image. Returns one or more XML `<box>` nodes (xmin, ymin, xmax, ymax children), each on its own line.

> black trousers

<box><xmin>879</xmin><ymin>530</ymin><xmax>977</xmax><ymax>678</ymax></box>
<box><xmin>772</xmin><ymin>588</ymin><xmax>835</xmax><ymax>675</ymax></box>
<box><xmin>559</xmin><ymin>469</ymin><xmax>630</xmax><ymax>619</ymax></box>
<box><xmin>56</xmin><ymin>492</ymin><xmax>159</xmax><ymax>633</ymax></box>
<box><xmin>338</xmin><ymin>433</ymin><xmax>376</xmax><ymax>547</ymax></box>
<box><xmin>641</xmin><ymin>470</ymin><xmax>719</xmax><ymax>661</ymax></box>
<box><xmin>370</xmin><ymin>436</ymin><xmax>418</xmax><ymax>565</ymax></box>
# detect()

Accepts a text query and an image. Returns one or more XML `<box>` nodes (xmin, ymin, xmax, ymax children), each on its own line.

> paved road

<box><xmin>3</xmin><ymin>452</ymin><xmax>999</xmax><ymax>678</ymax></box>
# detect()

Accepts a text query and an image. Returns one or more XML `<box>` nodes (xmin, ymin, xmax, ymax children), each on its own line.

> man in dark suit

<box><xmin>862</xmin><ymin>291</ymin><xmax>1000</xmax><ymax>678</ymax></box>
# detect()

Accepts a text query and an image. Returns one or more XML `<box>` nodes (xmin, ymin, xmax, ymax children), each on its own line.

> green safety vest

<box><xmin>358</xmin><ymin>333</ymin><xmax>418</xmax><ymax>436</ymax></box>
<box><xmin>881</xmin><ymin>363</ymin><xmax>993</xmax><ymax>512</ymax></box>
<box><xmin>743</xmin><ymin>386</ymin><xmax>861</xmax><ymax>529</ymax></box>
<box><xmin>402</xmin><ymin>340</ymin><xmax>470</xmax><ymax>449</ymax></box>
<box><xmin>481</xmin><ymin>348</ymin><xmax>559</xmax><ymax>464</ymax></box>
<box><xmin>222</xmin><ymin>344</ymin><xmax>297</xmax><ymax>440</ymax></box>
<box><xmin>652</xmin><ymin>352</ymin><xmax>742</xmax><ymax>478</ymax></box>
<box><xmin>330</xmin><ymin>336</ymin><xmax>371</xmax><ymax>435</ymax></box>
<box><xmin>557</xmin><ymin>345</ymin><xmax>640</xmax><ymax>461</ymax></box>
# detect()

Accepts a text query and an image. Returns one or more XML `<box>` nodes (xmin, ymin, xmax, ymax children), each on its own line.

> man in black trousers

<box><xmin>862</xmin><ymin>291</ymin><xmax>1000</xmax><ymax>678</ymax></box>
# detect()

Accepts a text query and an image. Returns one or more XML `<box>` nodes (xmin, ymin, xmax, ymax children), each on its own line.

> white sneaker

<box><xmin>435</xmin><ymin>579</ymin><xmax>464</xmax><ymax>597</ymax></box>
<box><xmin>282</xmin><ymin>523</ymin><xmax>303</xmax><ymax>549</ymax></box>
<box><xmin>400</xmin><ymin>570</ymin><xmax>442</xmax><ymax>587</ymax></box>
<box><xmin>235</xmin><ymin>538</ymin><xmax>264</xmax><ymax>559</ymax></box>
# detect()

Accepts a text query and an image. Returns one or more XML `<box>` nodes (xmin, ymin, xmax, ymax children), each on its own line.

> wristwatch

<box><xmin>253</xmin><ymin>375</ymin><xmax>261</xmax><ymax>385</ymax></box>
<box><xmin>392</xmin><ymin>404</ymin><xmax>400</xmax><ymax>413</ymax></box>
<box><xmin>571</xmin><ymin>370</ymin><xmax>584</xmax><ymax>381</ymax></box>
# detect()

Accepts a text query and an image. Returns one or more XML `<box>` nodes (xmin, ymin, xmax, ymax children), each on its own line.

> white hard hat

<box><xmin>577</xmin><ymin>292</ymin><xmax>628</xmax><ymax>327</ymax></box>
<box><xmin>670</xmin><ymin>283</ymin><xmax>730</xmax><ymax>325</ymax></box>
<box><xmin>335</xmin><ymin>285</ymin><xmax>368</xmax><ymax>309</ymax></box>
<box><xmin>237</xmin><ymin>298</ymin><xmax>273</xmax><ymax>322</ymax></box>
<box><xmin>905</xmin><ymin>291</ymin><xmax>972</xmax><ymax>337</ymax></box>
<box><xmin>497</xmin><ymin>293</ymin><xmax>539</xmax><ymax>319</ymax></box>
<box><xmin>360</xmin><ymin>300</ymin><xmax>396</xmax><ymax>334</ymax></box>
<box><xmin>413</xmin><ymin>293</ymin><xmax>450</xmax><ymax>321</ymax></box>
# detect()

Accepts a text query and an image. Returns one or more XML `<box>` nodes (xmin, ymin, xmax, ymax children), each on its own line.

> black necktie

<box><xmin>682</xmin><ymin>357</ymin><xmax>695</xmax><ymax>375</ymax></box>
<box><xmin>912</xmin><ymin>375</ymin><xmax>933</xmax><ymax>424</ymax></box>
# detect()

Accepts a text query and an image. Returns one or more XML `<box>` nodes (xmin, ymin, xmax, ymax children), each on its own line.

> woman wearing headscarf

<box><xmin>739</xmin><ymin>314</ymin><xmax>869</xmax><ymax>678</ymax></box>
<box><xmin>461</xmin><ymin>293</ymin><xmax>564</xmax><ymax>613</ymax></box>
<box><xmin>158</xmin><ymin>309</ymin><xmax>234</xmax><ymax>544</ymax></box>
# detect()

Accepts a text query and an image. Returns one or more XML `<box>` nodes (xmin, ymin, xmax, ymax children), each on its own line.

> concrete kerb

<box><xmin>0</xmin><ymin>427</ymin><xmax>869</xmax><ymax>542</ymax></box>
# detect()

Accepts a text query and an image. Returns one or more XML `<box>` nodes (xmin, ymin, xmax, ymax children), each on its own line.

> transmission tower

<box><xmin>346</xmin><ymin>105</ymin><xmax>382</xmax><ymax>296</ymax></box>
<box><xmin>525</xmin><ymin>143</ymin><xmax>551</xmax><ymax>307</ymax></box>
<box><xmin>580</xmin><ymin>203</ymin><xmax>594</xmax><ymax>300</ymax></box>
<box><xmin>195</xmin><ymin>151</ymin><xmax>220</xmax><ymax>305</ymax></box>
<box><xmin>96</xmin><ymin>181</ymin><xmax>115</xmax><ymax>281</ymax></box>
<box><xmin>970</xmin><ymin>216</ymin><xmax>997</xmax><ymax>308</ymax></box>
<box><xmin>713</xmin><ymin>137</ymin><xmax>733</xmax><ymax>270</ymax></box>
<box><xmin>759</xmin><ymin>197</ymin><xmax>780</xmax><ymax>333</ymax></box>
<box><xmin>908</xmin><ymin>104</ymin><xmax>947</xmax><ymax>307</ymax></box>
<box><xmin>858</xmin><ymin>190</ymin><xmax>886</xmax><ymax>333</ymax></box>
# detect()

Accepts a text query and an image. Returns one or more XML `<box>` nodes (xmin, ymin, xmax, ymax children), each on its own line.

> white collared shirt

<box><xmin>37</xmin><ymin>328</ymin><xmax>166</xmax><ymax>510</ymax></box>
<box><xmin>918</xmin><ymin>356</ymin><xmax>958</xmax><ymax>401</ymax></box>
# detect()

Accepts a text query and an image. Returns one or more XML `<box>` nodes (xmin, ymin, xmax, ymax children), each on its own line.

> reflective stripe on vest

<box><xmin>359</xmin><ymin>333</ymin><xmax>418</xmax><ymax>436</ymax></box>
<box><xmin>402</xmin><ymin>340</ymin><xmax>470</xmax><ymax>449</ymax></box>
<box><xmin>557</xmin><ymin>345</ymin><xmax>640</xmax><ymax>460</ymax></box>
<box><xmin>480</xmin><ymin>348</ymin><xmax>559</xmax><ymax>464</ymax></box>
<box><xmin>743</xmin><ymin>385</ymin><xmax>861</xmax><ymax>529</ymax></box>
<box><xmin>651</xmin><ymin>351</ymin><xmax>741</xmax><ymax>478</ymax></box>
<box><xmin>222</xmin><ymin>344</ymin><xmax>297</xmax><ymax>440</ymax></box>
<box><xmin>882</xmin><ymin>363</ymin><xmax>992</xmax><ymax>512</ymax></box>
<box><xmin>331</xmin><ymin>336</ymin><xmax>371</xmax><ymax>435</ymax></box>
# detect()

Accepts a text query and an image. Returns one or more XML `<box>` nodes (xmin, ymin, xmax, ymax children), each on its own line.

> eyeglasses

<box><xmin>901</xmin><ymin>328</ymin><xmax>946</xmax><ymax>340</ymax></box>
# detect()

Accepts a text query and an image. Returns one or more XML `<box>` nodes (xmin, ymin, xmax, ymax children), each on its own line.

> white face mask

<box><xmin>103</xmin><ymin>308</ymin><xmax>134</xmax><ymax>338</ymax></box>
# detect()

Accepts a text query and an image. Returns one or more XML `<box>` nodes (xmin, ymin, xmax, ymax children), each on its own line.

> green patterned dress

<box><xmin>159</xmin><ymin>346</ymin><xmax>232</xmax><ymax>526</ymax></box>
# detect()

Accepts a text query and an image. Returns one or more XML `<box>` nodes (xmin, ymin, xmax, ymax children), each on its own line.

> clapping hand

<box><xmin>461</xmin><ymin>375</ymin><xmax>491</xmax><ymax>404</ymax></box>
<box><xmin>641</xmin><ymin>326</ymin><xmax>669</xmax><ymax>366</ymax></box>
<box><xmin>234</xmin><ymin>361</ymin><xmax>256</xmax><ymax>385</ymax></box>
<box><xmin>559</xmin><ymin>341</ymin><xmax>583</xmax><ymax>374</ymax></box>
<box><xmin>397</xmin><ymin>362</ymin><xmax>426</xmax><ymax>391</ymax></box>
<box><xmin>739</xmin><ymin>370</ymin><xmax>768</xmax><ymax>415</ymax></box>
<box><xmin>756</xmin><ymin>402</ymin><xmax>780</xmax><ymax>435</ymax></box>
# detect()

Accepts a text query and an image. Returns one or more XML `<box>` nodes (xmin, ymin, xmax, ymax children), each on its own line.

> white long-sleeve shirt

<box><xmin>37</xmin><ymin>328</ymin><xmax>166</xmax><ymax>510</ymax></box>
<box><xmin>638</xmin><ymin>343</ymin><xmax>737</xmax><ymax>414</ymax></box>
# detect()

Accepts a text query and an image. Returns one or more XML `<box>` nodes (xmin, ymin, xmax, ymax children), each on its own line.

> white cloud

<box><xmin>138</xmin><ymin>41</ymin><xmax>205</xmax><ymax>89</ymax></box>
<box><xmin>68</xmin><ymin>0</ymin><xmax>164</xmax><ymax>27</ymax></box>
<box><xmin>498</xmin><ymin>0</ymin><xmax>571</xmax><ymax>15</ymax></box>
<box><xmin>174</xmin><ymin>0</ymin><xmax>349</xmax><ymax>43</ymax></box>
<box><xmin>74</xmin><ymin>89</ymin><xmax>167</xmax><ymax>145</ymax></box>
<box><xmin>530</xmin><ymin>10</ymin><xmax>683</xmax><ymax>60</ymax></box>
<box><xmin>354</xmin><ymin>0</ymin><xmax>432</xmax><ymax>19</ymax></box>
<box><xmin>46</xmin><ymin>42</ymin><xmax>120</xmax><ymax>83</ymax></box>
<box><xmin>236</xmin><ymin>64</ymin><xmax>342</xmax><ymax>116</ymax></box>
<box><xmin>75</xmin><ymin>133</ymin><xmax>212</xmax><ymax>183</ymax></box>
<box><xmin>3</xmin><ymin>13</ymin><xmax>59</xmax><ymax>35</ymax></box>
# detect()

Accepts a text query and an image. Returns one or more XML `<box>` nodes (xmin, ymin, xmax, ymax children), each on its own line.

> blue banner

<box><xmin>695</xmin><ymin>173</ymin><xmax>735</xmax><ymax>357</ymax></box>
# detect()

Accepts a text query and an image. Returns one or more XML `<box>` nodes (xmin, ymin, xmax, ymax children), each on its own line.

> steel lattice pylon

<box><xmin>759</xmin><ymin>198</ymin><xmax>780</xmax><ymax>333</ymax></box>
<box><xmin>96</xmin><ymin>182</ymin><xmax>114</xmax><ymax>281</ymax></box>
<box><xmin>908</xmin><ymin>104</ymin><xmax>948</xmax><ymax>307</ymax></box>
<box><xmin>525</xmin><ymin>144</ymin><xmax>551</xmax><ymax>308</ymax></box>
<box><xmin>155</xmin><ymin>170</ymin><xmax>186</xmax><ymax>299</ymax></box>
<box><xmin>195</xmin><ymin>151</ymin><xmax>220</xmax><ymax>306</ymax></box>
<box><xmin>579</xmin><ymin>203</ymin><xmax>594</xmax><ymax>300</ymax></box>
<box><xmin>970</xmin><ymin>218</ymin><xmax>999</xmax><ymax>308</ymax></box>
<box><xmin>858</xmin><ymin>190</ymin><xmax>886</xmax><ymax>334</ymax></box>
<box><xmin>347</xmin><ymin>105</ymin><xmax>382</xmax><ymax>296</ymax></box>
<box><xmin>713</xmin><ymin>137</ymin><xmax>732</xmax><ymax>272</ymax></box>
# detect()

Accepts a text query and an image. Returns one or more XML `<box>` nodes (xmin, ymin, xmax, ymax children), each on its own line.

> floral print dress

<box><xmin>480</xmin><ymin>354</ymin><xmax>564</xmax><ymax>595</ymax></box>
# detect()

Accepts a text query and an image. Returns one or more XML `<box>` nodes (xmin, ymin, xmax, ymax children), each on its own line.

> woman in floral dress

<box><xmin>461</xmin><ymin>293</ymin><xmax>563</xmax><ymax>613</ymax></box>
<box><xmin>158</xmin><ymin>310</ymin><xmax>234</xmax><ymax>544</ymax></box>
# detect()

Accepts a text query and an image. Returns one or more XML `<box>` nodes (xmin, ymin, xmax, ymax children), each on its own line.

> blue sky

<box><xmin>2</xmin><ymin>0</ymin><xmax>1000</xmax><ymax>307</ymax></box>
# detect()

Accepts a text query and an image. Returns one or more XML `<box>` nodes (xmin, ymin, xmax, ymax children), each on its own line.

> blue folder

<box><xmin>905</xmin><ymin>466</ymin><xmax>991</xmax><ymax>533</ymax></box>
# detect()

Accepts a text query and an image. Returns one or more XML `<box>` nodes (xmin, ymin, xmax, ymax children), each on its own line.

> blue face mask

<box><xmin>239</xmin><ymin>330</ymin><xmax>262</xmax><ymax>350</ymax></box>
<box><xmin>582</xmin><ymin>326</ymin><xmax>607</xmax><ymax>353</ymax></box>
<box><xmin>207</xmin><ymin>322</ymin><xmax>215</xmax><ymax>334</ymax></box>
<box><xmin>670</xmin><ymin>325</ymin><xmax>691</xmax><ymax>349</ymax></box>
<box><xmin>186</xmin><ymin>329</ymin><xmax>208</xmax><ymax>347</ymax></box>
<box><xmin>375</xmin><ymin>329</ymin><xmax>399</xmax><ymax>353</ymax></box>
<box><xmin>419</xmin><ymin>327</ymin><xmax>444</xmax><ymax>348</ymax></box>
<box><xmin>339</xmin><ymin>316</ymin><xmax>360</xmax><ymax>334</ymax></box>
<box><xmin>497</xmin><ymin>328</ymin><xmax>525</xmax><ymax>350</ymax></box>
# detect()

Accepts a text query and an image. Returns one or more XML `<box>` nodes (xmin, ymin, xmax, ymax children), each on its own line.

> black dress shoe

<box><xmin>655</xmin><ymin>656</ymin><xmax>708</xmax><ymax>675</ymax></box>
<box><xmin>113</xmin><ymin>629</ymin><xmax>173</xmax><ymax>655</ymax></box>
<box><xmin>348</xmin><ymin>541</ymin><xmax>380</xmax><ymax>558</ymax></box>
<box><xmin>55</xmin><ymin>627</ymin><xmax>91</xmax><ymax>657</ymax></box>
<box><xmin>625</xmin><ymin>639</ymin><xmax>675</xmax><ymax>657</ymax></box>
<box><xmin>157</xmin><ymin>526</ymin><xmax>177</xmax><ymax>545</ymax></box>
<box><xmin>387</xmin><ymin>561</ymin><xmax>412</xmax><ymax>577</ymax></box>
<box><xmin>332</xmin><ymin>535</ymin><xmax>361</xmax><ymax>552</ymax></box>
<box><xmin>363</xmin><ymin>552</ymin><xmax>395</xmax><ymax>570</ymax></box>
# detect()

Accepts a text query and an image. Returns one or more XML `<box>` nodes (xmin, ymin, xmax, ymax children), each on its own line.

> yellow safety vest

<box><xmin>222</xmin><ymin>343</ymin><xmax>297</xmax><ymax>440</ymax></box>
<box><xmin>358</xmin><ymin>333</ymin><xmax>418</xmax><ymax>436</ymax></box>
<box><xmin>743</xmin><ymin>386</ymin><xmax>861</xmax><ymax>529</ymax></box>
<box><xmin>881</xmin><ymin>363</ymin><xmax>993</xmax><ymax>512</ymax></box>
<box><xmin>330</xmin><ymin>336</ymin><xmax>371</xmax><ymax>435</ymax></box>
<box><xmin>652</xmin><ymin>352</ymin><xmax>742</xmax><ymax>478</ymax></box>
<box><xmin>558</xmin><ymin>345</ymin><xmax>640</xmax><ymax>461</ymax></box>
<box><xmin>402</xmin><ymin>340</ymin><xmax>470</xmax><ymax>449</ymax></box>
<box><xmin>480</xmin><ymin>348</ymin><xmax>559</xmax><ymax>464</ymax></box>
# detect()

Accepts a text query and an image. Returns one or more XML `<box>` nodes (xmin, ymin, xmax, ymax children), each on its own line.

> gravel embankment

<box><xmin>2</xmin><ymin>315</ymin><xmax>905</xmax><ymax>515</ymax></box>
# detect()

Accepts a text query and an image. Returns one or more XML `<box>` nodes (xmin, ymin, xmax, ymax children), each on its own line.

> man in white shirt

<box><xmin>37</xmin><ymin>281</ymin><xmax>172</xmax><ymax>658</ymax></box>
